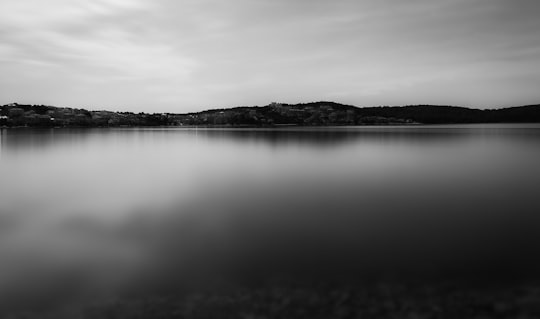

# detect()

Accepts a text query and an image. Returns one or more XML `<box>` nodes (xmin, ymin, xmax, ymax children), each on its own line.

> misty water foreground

<box><xmin>1</xmin><ymin>124</ymin><xmax>540</xmax><ymax>318</ymax></box>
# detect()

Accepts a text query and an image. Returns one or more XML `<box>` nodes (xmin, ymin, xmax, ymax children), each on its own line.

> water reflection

<box><xmin>3</xmin><ymin>125</ymin><xmax>540</xmax><ymax>153</ymax></box>
<box><xmin>2</xmin><ymin>125</ymin><xmax>540</xmax><ymax>152</ymax></box>
<box><xmin>1</xmin><ymin>125</ymin><xmax>540</xmax><ymax>317</ymax></box>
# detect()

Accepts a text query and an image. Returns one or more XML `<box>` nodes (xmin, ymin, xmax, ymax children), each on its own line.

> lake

<box><xmin>1</xmin><ymin>124</ymin><xmax>540</xmax><ymax>317</ymax></box>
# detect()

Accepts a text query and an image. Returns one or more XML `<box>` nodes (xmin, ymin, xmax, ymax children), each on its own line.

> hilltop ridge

<box><xmin>1</xmin><ymin>101</ymin><xmax>540</xmax><ymax>127</ymax></box>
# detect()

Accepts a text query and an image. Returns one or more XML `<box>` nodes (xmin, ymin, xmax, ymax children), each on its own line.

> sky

<box><xmin>1</xmin><ymin>0</ymin><xmax>540</xmax><ymax>113</ymax></box>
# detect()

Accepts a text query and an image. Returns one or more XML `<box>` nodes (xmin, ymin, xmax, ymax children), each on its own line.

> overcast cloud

<box><xmin>1</xmin><ymin>0</ymin><xmax>539</xmax><ymax>112</ymax></box>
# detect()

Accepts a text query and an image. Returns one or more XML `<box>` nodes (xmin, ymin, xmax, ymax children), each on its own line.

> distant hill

<box><xmin>357</xmin><ymin>104</ymin><xmax>540</xmax><ymax>124</ymax></box>
<box><xmin>1</xmin><ymin>101</ymin><xmax>540</xmax><ymax>127</ymax></box>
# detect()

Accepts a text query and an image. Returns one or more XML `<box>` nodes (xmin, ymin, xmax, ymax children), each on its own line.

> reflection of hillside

<box><xmin>3</xmin><ymin>126</ymin><xmax>540</xmax><ymax>153</ymax></box>
<box><xmin>0</xmin><ymin>128</ymin><xmax>96</xmax><ymax>152</ymax></box>
<box><xmin>0</xmin><ymin>128</ymin><xmax>169</xmax><ymax>152</ymax></box>
<box><xmin>184</xmin><ymin>126</ymin><xmax>532</xmax><ymax>148</ymax></box>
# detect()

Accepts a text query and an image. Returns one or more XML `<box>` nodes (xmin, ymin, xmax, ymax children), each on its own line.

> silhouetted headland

<box><xmin>2</xmin><ymin>101</ymin><xmax>540</xmax><ymax>127</ymax></box>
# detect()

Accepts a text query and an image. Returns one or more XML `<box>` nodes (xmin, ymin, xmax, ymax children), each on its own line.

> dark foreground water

<box><xmin>1</xmin><ymin>125</ymin><xmax>540</xmax><ymax>318</ymax></box>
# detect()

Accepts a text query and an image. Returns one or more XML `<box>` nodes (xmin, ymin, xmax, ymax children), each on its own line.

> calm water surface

<box><xmin>1</xmin><ymin>124</ymin><xmax>540</xmax><ymax>315</ymax></box>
